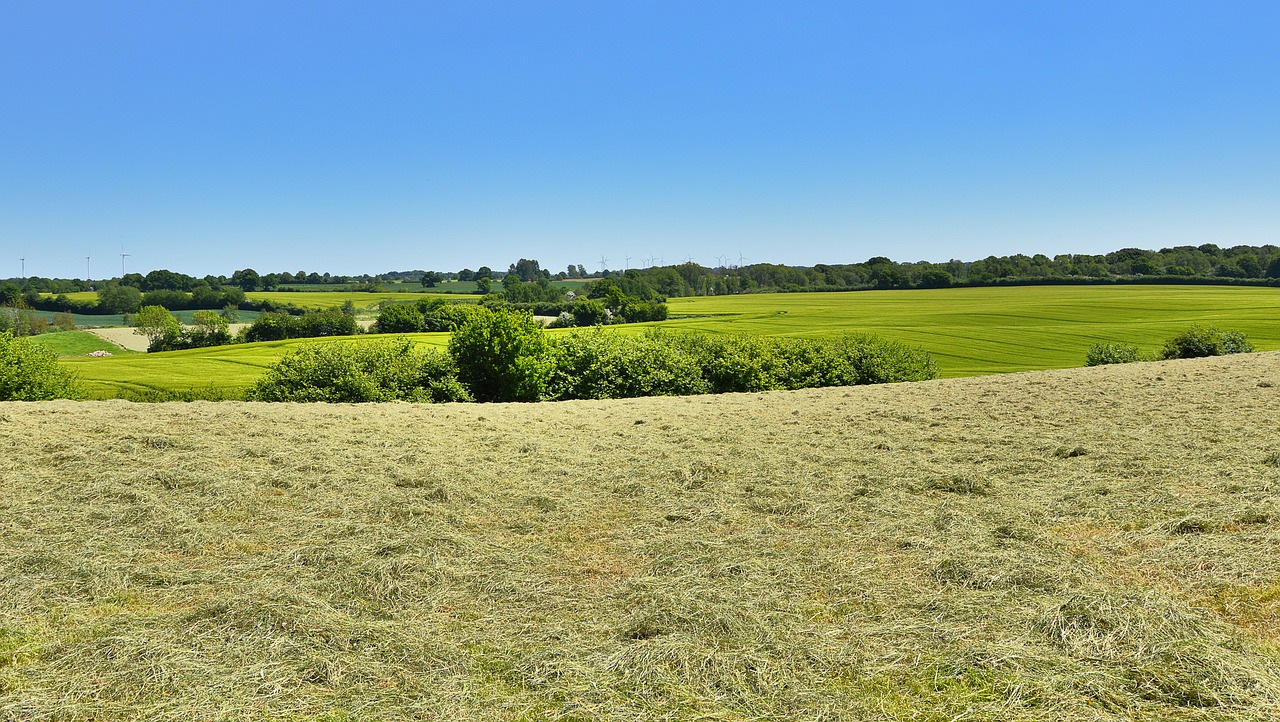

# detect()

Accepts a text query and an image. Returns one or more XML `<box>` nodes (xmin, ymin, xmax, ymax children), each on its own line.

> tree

<box><xmin>189</xmin><ymin>310</ymin><xmax>231</xmax><ymax>347</ymax></box>
<box><xmin>475</xmin><ymin>277</ymin><xmax>492</xmax><ymax>294</ymax></box>
<box><xmin>231</xmin><ymin>268</ymin><xmax>261</xmax><ymax>291</ymax></box>
<box><xmin>0</xmin><ymin>332</ymin><xmax>82</xmax><ymax>400</ymax></box>
<box><xmin>917</xmin><ymin>269</ymin><xmax>954</xmax><ymax>289</ymax></box>
<box><xmin>99</xmin><ymin>283</ymin><xmax>145</xmax><ymax>313</ymax></box>
<box><xmin>449</xmin><ymin>307</ymin><xmax>552</xmax><ymax>402</ymax></box>
<box><xmin>133</xmin><ymin>305</ymin><xmax>182</xmax><ymax>352</ymax></box>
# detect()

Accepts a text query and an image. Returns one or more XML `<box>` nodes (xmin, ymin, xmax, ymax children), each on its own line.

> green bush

<box><xmin>547</xmin><ymin>328</ymin><xmax>709</xmax><ymax>399</ymax></box>
<box><xmin>246</xmin><ymin>338</ymin><xmax>469</xmax><ymax>403</ymax></box>
<box><xmin>1160</xmin><ymin>325</ymin><xmax>1254</xmax><ymax>359</ymax></box>
<box><xmin>1085</xmin><ymin>342</ymin><xmax>1146</xmax><ymax>366</ymax></box>
<box><xmin>423</xmin><ymin>303</ymin><xmax>486</xmax><ymax>332</ymax></box>
<box><xmin>449</xmin><ymin>307</ymin><xmax>553</xmax><ymax>402</ymax></box>
<box><xmin>0</xmin><ymin>332</ymin><xmax>83</xmax><ymax>400</ymax></box>
<box><xmin>374</xmin><ymin>303</ymin><xmax>424</xmax><ymax>333</ymax></box>
<box><xmin>243</xmin><ymin>309</ymin><xmax>360</xmax><ymax>343</ymax></box>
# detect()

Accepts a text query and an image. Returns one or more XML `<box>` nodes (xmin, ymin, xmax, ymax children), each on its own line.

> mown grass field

<box><xmin>663</xmin><ymin>285</ymin><xmax>1280</xmax><ymax>376</ymax></box>
<box><xmin>57</xmin><ymin>285</ymin><xmax>1280</xmax><ymax>398</ymax></box>
<box><xmin>4</xmin><ymin>353</ymin><xmax>1280</xmax><ymax>719</ymax></box>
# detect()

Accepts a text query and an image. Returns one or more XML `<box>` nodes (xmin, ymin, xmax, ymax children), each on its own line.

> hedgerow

<box><xmin>250</xmin><ymin>308</ymin><xmax>938</xmax><ymax>403</ymax></box>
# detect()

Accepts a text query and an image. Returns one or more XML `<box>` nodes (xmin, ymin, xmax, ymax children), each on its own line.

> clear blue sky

<box><xmin>3</xmin><ymin>1</ymin><xmax>1278</xmax><ymax>279</ymax></box>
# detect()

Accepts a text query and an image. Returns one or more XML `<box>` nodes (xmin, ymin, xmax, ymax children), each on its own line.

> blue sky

<box><xmin>2</xmin><ymin>1</ymin><xmax>1278</xmax><ymax>278</ymax></box>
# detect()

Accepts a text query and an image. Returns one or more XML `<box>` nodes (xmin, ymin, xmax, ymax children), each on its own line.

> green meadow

<box><xmin>28</xmin><ymin>330</ymin><xmax>140</xmax><ymax>357</ymax></box>
<box><xmin>662</xmin><ymin>285</ymin><xmax>1280</xmax><ymax>376</ymax></box>
<box><xmin>58</xmin><ymin>285</ymin><xmax>1280</xmax><ymax>398</ymax></box>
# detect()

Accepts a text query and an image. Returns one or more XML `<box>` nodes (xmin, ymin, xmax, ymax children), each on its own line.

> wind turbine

<box><xmin>120</xmin><ymin>241</ymin><xmax>130</xmax><ymax>276</ymax></box>
<box><xmin>598</xmin><ymin>255</ymin><xmax>609</xmax><ymax>274</ymax></box>
<box><xmin>19</xmin><ymin>253</ymin><xmax>25</xmax><ymax>279</ymax></box>
<box><xmin>738</xmin><ymin>252</ymin><xmax>747</xmax><ymax>268</ymax></box>
<box><xmin>86</xmin><ymin>255</ymin><xmax>91</xmax><ymax>281</ymax></box>
<box><xmin>715</xmin><ymin>255</ymin><xmax>726</xmax><ymax>269</ymax></box>
<box><xmin>624</xmin><ymin>255</ymin><xmax>632</xmax><ymax>270</ymax></box>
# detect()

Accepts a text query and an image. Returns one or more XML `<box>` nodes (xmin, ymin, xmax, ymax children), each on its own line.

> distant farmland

<box><xmin>57</xmin><ymin>285</ymin><xmax>1280</xmax><ymax>398</ymax></box>
<box><xmin>662</xmin><ymin>285</ymin><xmax>1280</xmax><ymax>376</ymax></box>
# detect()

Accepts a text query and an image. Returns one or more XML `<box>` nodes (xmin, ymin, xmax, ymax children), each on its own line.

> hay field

<box><xmin>4</xmin><ymin>353</ymin><xmax>1280</xmax><ymax>719</ymax></box>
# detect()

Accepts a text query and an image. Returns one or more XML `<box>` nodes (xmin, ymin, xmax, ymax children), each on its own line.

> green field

<box><xmin>662</xmin><ymin>285</ymin><xmax>1280</xmax><ymax>376</ymax></box>
<box><xmin>244</xmin><ymin>290</ymin><xmax>469</xmax><ymax>311</ymax></box>
<box><xmin>28</xmin><ymin>330</ymin><xmax>139</xmax><ymax>356</ymax></box>
<box><xmin>58</xmin><ymin>285</ymin><xmax>1280</xmax><ymax>398</ymax></box>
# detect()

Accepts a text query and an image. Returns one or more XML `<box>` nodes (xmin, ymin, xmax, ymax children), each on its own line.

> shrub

<box><xmin>294</xmin><ymin>309</ymin><xmax>359</xmax><ymax>338</ymax></box>
<box><xmin>1086</xmin><ymin>342</ymin><xmax>1146</xmax><ymax>366</ymax></box>
<box><xmin>0</xmin><ymin>332</ymin><xmax>83</xmax><ymax>400</ymax></box>
<box><xmin>1160</xmin><ymin>325</ymin><xmax>1254</xmax><ymax>360</ymax></box>
<box><xmin>570</xmin><ymin>298</ymin><xmax>609</xmax><ymax>327</ymax></box>
<box><xmin>246</xmin><ymin>338</ymin><xmax>470</xmax><ymax>403</ymax></box>
<box><xmin>374</xmin><ymin>303</ymin><xmax>424</xmax><ymax>333</ymax></box>
<box><xmin>423</xmin><ymin>303</ymin><xmax>485</xmax><ymax>332</ymax></box>
<box><xmin>449</xmin><ymin>307</ymin><xmax>552</xmax><ymax>402</ymax></box>
<box><xmin>547</xmin><ymin>328</ymin><xmax>709</xmax><ymax>400</ymax></box>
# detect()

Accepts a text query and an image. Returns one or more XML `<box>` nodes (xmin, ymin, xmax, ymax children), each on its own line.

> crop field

<box><xmin>54</xmin><ymin>285</ymin><xmax>1280</xmax><ymax>398</ymax></box>
<box><xmin>4</xmin><ymin>353</ymin><xmax>1280</xmax><ymax>719</ymax></box>
<box><xmin>62</xmin><ymin>333</ymin><xmax>451</xmax><ymax>400</ymax></box>
<box><xmin>27</xmin><ymin>330</ymin><xmax>139</xmax><ymax>357</ymax></box>
<box><xmin>663</xmin><ymin>285</ymin><xmax>1280</xmax><ymax>376</ymax></box>
<box><xmin>244</xmin><ymin>291</ymin><xmax>469</xmax><ymax>311</ymax></box>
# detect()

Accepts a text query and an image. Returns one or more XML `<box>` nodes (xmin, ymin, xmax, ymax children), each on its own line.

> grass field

<box><xmin>27</xmin><ymin>330</ymin><xmax>139</xmax><ymax>356</ymax></box>
<box><xmin>244</xmin><ymin>291</ymin><xmax>470</xmax><ymax>311</ymax></box>
<box><xmin>4</xmin><ymin>353</ymin><xmax>1280</xmax><ymax>719</ymax></box>
<box><xmin>663</xmin><ymin>285</ymin><xmax>1280</xmax><ymax>376</ymax></box>
<box><xmin>56</xmin><ymin>285</ymin><xmax>1280</xmax><ymax>398</ymax></box>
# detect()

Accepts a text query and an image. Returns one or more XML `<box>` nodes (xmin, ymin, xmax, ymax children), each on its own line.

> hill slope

<box><xmin>3</xmin><ymin>353</ymin><xmax>1280</xmax><ymax>720</ymax></box>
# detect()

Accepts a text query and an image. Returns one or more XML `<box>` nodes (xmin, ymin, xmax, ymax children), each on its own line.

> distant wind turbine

<box><xmin>598</xmin><ymin>255</ymin><xmax>609</xmax><ymax>274</ymax></box>
<box><xmin>86</xmin><ymin>255</ymin><xmax>91</xmax><ymax>281</ymax></box>
<box><xmin>120</xmin><ymin>242</ymin><xmax>131</xmax><ymax>276</ymax></box>
<box><xmin>19</xmin><ymin>253</ymin><xmax>25</xmax><ymax>279</ymax></box>
<box><xmin>624</xmin><ymin>255</ymin><xmax>632</xmax><ymax>270</ymax></box>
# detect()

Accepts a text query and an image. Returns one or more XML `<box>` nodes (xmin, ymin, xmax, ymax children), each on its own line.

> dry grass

<box><xmin>3</xmin><ymin>353</ymin><xmax>1280</xmax><ymax>720</ymax></box>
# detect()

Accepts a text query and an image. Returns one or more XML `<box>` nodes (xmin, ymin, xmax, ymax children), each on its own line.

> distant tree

<box><xmin>917</xmin><ymin>269</ymin><xmax>954</xmax><ymax>289</ymax></box>
<box><xmin>458</xmin><ymin>268</ymin><xmax>475</xmax><ymax>281</ymax></box>
<box><xmin>508</xmin><ymin>258</ymin><xmax>545</xmax><ymax>282</ymax></box>
<box><xmin>187</xmin><ymin>310</ymin><xmax>231</xmax><ymax>348</ymax></box>
<box><xmin>476</xmin><ymin>266</ymin><xmax>493</xmax><ymax>279</ymax></box>
<box><xmin>475</xmin><ymin>277</ymin><xmax>492</xmax><ymax>294</ymax></box>
<box><xmin>97</xmin><ymin>283</ymin><xmax>143</xmax><ymax>314</ymax></box>
<box><xmin>133</xmin><ymin>305</ymin><xmax>183</xmax><ymax>352</ymax></box>
<box><xmin>231</xmin><ymin>268</ymin><xmax>261</xmax><ymax>291</ymax></box>
<box><xmin>421</xmin><ymin>271</ymin><xmax>443</xmax><ymax>287</ymax></box>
